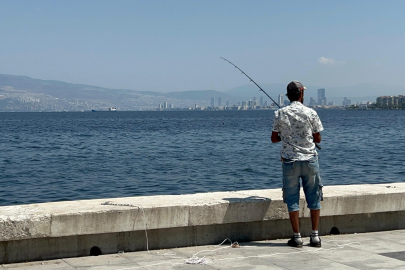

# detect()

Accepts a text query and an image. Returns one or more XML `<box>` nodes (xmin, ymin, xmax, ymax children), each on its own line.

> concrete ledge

<box><xmin>1</xmin><ymin>183</ymin><xmax>405</xmax><ymax>263</ymax></box>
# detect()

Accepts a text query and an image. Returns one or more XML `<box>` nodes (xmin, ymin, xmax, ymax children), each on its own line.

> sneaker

<box><xmin>287</xmin><ymin>236</ymin><xmax>303</xmax><ymax>248</ymax></box>
<box><xmin>310</xmin><ymin>235</ymin><xmax>321</xmax><ymax>247</ymax></box>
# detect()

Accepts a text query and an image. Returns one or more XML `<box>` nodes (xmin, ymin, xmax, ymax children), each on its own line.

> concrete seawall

<box><xmin>1</xmin><ymin>183</ymin><xmax>405</xmax><ymax>264</ymax></box>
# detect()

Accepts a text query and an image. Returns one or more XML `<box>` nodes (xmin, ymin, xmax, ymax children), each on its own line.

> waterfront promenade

<box><xmin>3</xmin><ymin>229</ymin><xmax>405</xmax><ymax>269</ymax></box>
<box><xmin>2</xmin><ymin>183</ymin><xmax>405</xmax><ymax>267</ymax></box>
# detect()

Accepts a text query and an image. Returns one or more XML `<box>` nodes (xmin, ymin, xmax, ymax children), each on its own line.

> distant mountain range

<box><xmin>0</xmin><ymin>73</ymin><xmax>235</xmax><ymax>101</ymax></box>
<box><xmin>0</xmin><ymin>73</ymin><xmax>403</xmax><ymax>111</ymax></box>
<box><xmin>0</xmin><ymin>73</ymin><xmax>240</xmax><ymax>111</ymax></box>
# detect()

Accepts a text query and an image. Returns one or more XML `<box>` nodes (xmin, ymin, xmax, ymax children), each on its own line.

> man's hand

<box><xmin>313</xmin><ymin>132</ymin><xmax>321</xmax><ymax>143</ymax></box>
<box><xmin>271</xmin><ymin>131</ymin><xmax>281</xmax><ymax>143</ymax></box>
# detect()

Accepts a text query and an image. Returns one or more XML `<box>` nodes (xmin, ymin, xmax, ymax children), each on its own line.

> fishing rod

<box><xmin>220</xmin><ymin>57</ymin><xmax>281</xmax><ymax>108</ymax></box>
<box><xmin>220</xmin><ymin>57</ymin><xmax>321</xmax><ymax>150</ymax></box>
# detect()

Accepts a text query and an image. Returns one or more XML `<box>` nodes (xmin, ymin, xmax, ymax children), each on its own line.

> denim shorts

<box><xmin>282</xmin><ymin>156</ymin><xmax>323</xmax><ymax>212</ymax></box>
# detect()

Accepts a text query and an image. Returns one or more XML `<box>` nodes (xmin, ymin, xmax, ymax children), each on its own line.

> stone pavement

<box><xmin>3</xmin><ymin>230</ymin><xmax>405</xmax><ymax>270</ymax></box>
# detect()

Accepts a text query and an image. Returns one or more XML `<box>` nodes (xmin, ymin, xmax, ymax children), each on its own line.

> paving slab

<box><xmin>343</xmin><ymin>237</ymin><xmax>405</xmax><ymax>254</ymax></box>
<box><xmin>209</xmin><ymin>257</ymin><xmax>286</xmax><ymax>270</ymax></box>
<box><xmin>3</xmin><ymin>259</ymin><xmax>74</xmax><ymax>270</ymax></box>
<box><xmin>121</xmin><ymin>249</ymin><xmax>187</xmax><ymax>263</ymax></box>
<box><xmin>315</xmin><ymin>244</ymin><xmax>405</xmax><ymax>269</ymax></box>
<box><xmin>63</xmin><ymin>254</ymin><xmax>137</xmax><ymax>270</ymax></box>
<box><xmin>118</xmin><ymin>250</ymin><xmax>190</xmax><ymax>270</ymax></box>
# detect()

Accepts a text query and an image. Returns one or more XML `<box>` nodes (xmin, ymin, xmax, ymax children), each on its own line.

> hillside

<box><xmin>0</xmin><ymin>74</ymin><xmax>234</xmax><ymax>111</ymax></box>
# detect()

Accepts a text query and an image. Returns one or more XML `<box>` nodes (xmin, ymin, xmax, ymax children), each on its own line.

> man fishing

<box><xmin>271</xmin><ymin>81</ymin><xmax>324</xmax><ymax>248</ymax></box>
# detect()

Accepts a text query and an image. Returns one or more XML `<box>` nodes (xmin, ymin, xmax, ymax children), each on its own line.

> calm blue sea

<box><xmin>0</xmin><ymin>110</ymin><xmax>404</xmax><ymax>206</ymax></box>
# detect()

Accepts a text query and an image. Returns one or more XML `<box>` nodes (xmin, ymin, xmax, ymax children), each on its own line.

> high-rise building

<box><xmin>260</xmin><ymin>96</ymin><xmax>263</xmax><ymax>106</ymax></box>
<box><xmin>309</xmin><ymin>97</ymin><xmax>316</xmax><ymax>106</ymax></box>
<box><xmin>318</xmin><ymin>89</ymin><xmax>326</xmax><ymax>105</ymax></box>
<box><xmin>343</xmin><ymin>97</ymin><xmax>352</xmax><ymax>106</ymax></box>
<box><xmin>218</xmin><ymin>97</ymin><xmax>222</xmax><ymax>106</ymax></box>
<box><xmin>278</xmin><ymin>94</ymin><xmax>284</xmax><ymax>107</ymax></box>
<box><xmin>211</xmin><ymin>97</ymin><xmax>215</xmax><ymax>107</ymax></box>
<box><xmin>252</xmin><ymin>97</ymin><xmax>257</xmax><ymax>106</ymax></box>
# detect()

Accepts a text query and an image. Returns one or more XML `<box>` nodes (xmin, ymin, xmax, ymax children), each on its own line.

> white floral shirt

<box><xmin>272</xmin><ymin>101</ymin><xmax>324</xmax><ymax>161</ymax></box>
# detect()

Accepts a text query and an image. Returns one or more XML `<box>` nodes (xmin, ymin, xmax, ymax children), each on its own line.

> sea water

<box><xmin>0</xmin><ymin>110</ymin><xmax>404</xmax><ymax>206</ymax></box>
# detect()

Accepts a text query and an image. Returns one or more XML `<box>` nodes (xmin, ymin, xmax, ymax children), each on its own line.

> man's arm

<box><xmin>313</xmin><ymin>132</ymin><xmax>321</xmax><ymax>143</ymax></box>
<box><xmin>271</xmin><ymin>131</ymin><xmax>281</xmax><ymax>143</ymax></box>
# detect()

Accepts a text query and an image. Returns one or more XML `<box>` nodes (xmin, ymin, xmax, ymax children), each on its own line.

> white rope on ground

<box><xmin>160</xmin><ymin>251</ymin><xmax>183</xmax><ymax>259</ymax></box>
<box><xmin>184</xmin><ymin>256</ymin><xmax>212</xmax><ymax>265</ymax></box>
<box><xmin>184</xmin><ymin>238</ymin><xmax>239</xmax><ymax>265</ymax></box>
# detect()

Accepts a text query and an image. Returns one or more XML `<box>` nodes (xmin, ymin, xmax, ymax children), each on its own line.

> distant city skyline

<box><xmin>0</xmin><ymin>71</ymin><xmax>392</xmax><ymax>111</ymax></box>
<box><xmin>2</xmin><ymin>72</ymin><xmax>386</xmax><ymax>112</ymax></box>
<box><xmin>201</xmin><ymin>90</ymin><xmax>373</xmax><ymax>111</ymax></box>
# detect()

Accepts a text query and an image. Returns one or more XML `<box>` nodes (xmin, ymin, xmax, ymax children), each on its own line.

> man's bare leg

<box><xmin>289</xmin><ymin>211</ymin><xmax>300</xmax><ymax>233</ymax></box>
<box><xmin>288</xmin><ymin>210</ymin><xmax>303</xmax><ymax>247</ymax></box>
<box><xmin>310</xmin><ymin>209</ymin><xmax>320</xmax><ymax>230</ymax></box>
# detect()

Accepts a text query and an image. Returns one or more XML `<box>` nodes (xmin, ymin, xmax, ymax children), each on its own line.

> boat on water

<box><xmin>91</xmin><ymin>107</ymin><xmax>117</xmax><ymax>112</ymax></box>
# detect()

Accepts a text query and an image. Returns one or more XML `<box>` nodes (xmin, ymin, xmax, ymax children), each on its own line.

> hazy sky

<box><xmin>1</xmin><ymin>0</ymin><xmax>404</xmax><ymax>93</ymax></box>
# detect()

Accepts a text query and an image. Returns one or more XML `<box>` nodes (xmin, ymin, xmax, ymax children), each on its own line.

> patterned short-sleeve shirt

<box><xmin>272</xmin><ymin>101</ymin><xmax>324</xmax><ymax>161</ymax></box>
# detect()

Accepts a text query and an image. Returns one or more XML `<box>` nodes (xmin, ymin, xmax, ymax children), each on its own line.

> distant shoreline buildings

<box><xmin>157</xmin><ymin>89</ymin><xmax>361</xmax><ymax>111</ymax></box>
<box><xmin>376</xmin><ymin>95</ymin><xmax>405</xmax><ymax>107</ymax></box>
<box><xmin>157</xmin><ymin>91</ymin><xmax>405</xmax><ymax>111</ymax></box>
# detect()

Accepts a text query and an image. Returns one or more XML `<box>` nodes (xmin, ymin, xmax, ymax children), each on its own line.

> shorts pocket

<box><xmin>307</xmin><ymin>158</ymin><xmax>319</xmax><ymax>175</ymax></box>
<box><xmin>318</xmin><ymin>184</ymin><xmax>324</xmax><ymax>201</ymax></box>
<box><xmin>282</xmin><ymin>162</ymin><xmax>295</xmax><ymax>176</ymax></box>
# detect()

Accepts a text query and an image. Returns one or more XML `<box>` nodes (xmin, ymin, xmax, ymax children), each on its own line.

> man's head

<box><xmin>286</xmin><ymin>81</ymin><xmax>306</xmax><ymax>102</ymax></box>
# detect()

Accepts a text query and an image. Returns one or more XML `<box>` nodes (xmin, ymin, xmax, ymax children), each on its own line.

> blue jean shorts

<box><xmin>282</xmin><ymin>156</ymin><xmax>323</xmax><ymax>212</ymax></box>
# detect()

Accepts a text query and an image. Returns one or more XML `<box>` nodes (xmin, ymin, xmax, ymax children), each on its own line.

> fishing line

<box><xmin>101</xmin><ymin>201</ymin><xmax>150</xmax><ymax>253</ymax></box>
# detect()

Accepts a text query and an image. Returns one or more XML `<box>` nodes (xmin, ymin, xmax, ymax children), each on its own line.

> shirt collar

<box><xmin>290</xmin><ymin>101</ymin><xmax>303</xmax><ymax>106</ymax></box>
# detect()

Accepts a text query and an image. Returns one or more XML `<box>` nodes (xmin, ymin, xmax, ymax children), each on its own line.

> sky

<box><xmin>1</xmin><ymin>0</ymin><xmax>404</xmax><ymax>94</ymax></box>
